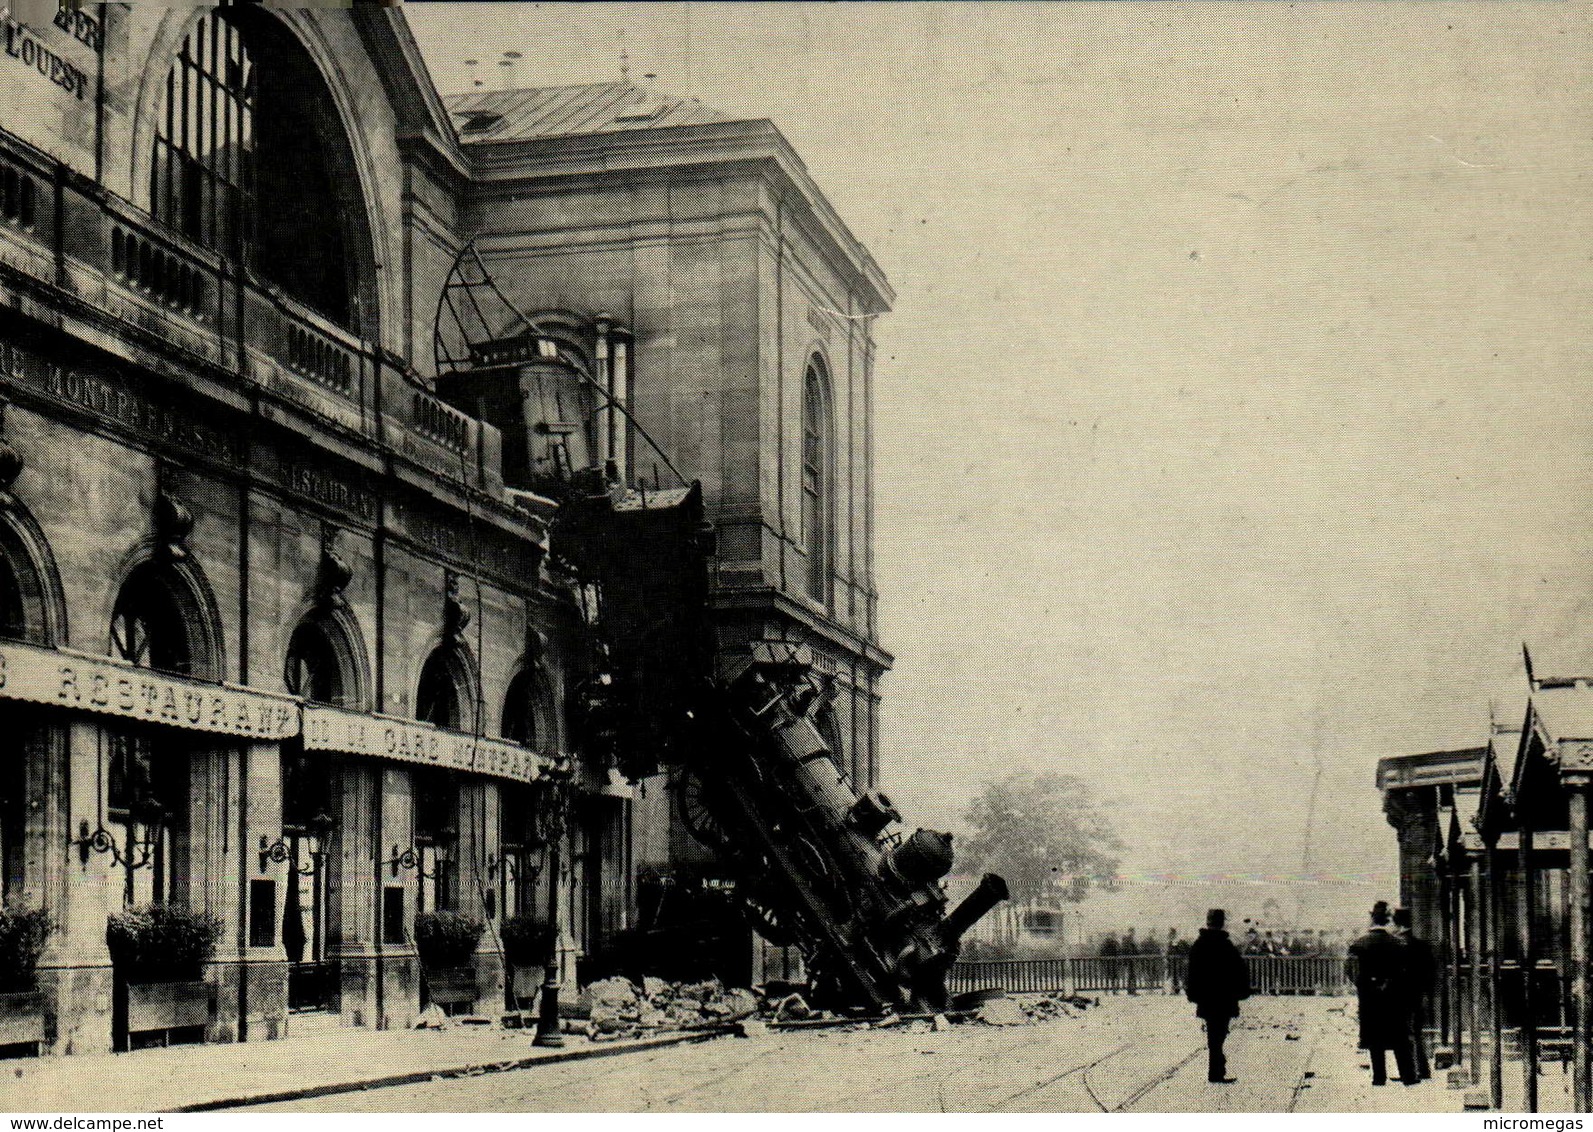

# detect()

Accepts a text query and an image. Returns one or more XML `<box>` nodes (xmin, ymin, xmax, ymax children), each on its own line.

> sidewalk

<box><xmin>0</xmin><ymin>1017</ymin><xmax>732</xmax><ymax>1113</ymax></box>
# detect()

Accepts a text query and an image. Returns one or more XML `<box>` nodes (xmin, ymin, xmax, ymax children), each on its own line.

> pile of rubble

<box><xmin>574</xmin><ymin>976</ymin><xmax>762</xmax><ymax>1040</ymax></box>
<box><xmin>420</xmin><ymin>980</ymin><xmax>1096</xmax><ymax>1038</ymax></box>
<box><xmin>955</xmin><ymin>990</ymin><xmax>1097</xmax><ymax>1026</ymax></box>
<box><xmin>1019</xmin><ymin>991</ymin><xmax>1096</xmax><ymax>1022</ymax></box>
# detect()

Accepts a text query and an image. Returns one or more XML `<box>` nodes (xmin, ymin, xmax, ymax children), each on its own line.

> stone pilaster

<box><xmin>327</xmin><ymin>756</ymin><xmax>378</xmax><ymax>1028</ymax></box>
<box><xmin>188</xmin><ymin>743</ymin><xmax>241</xmax><ymax>1044</ymax></box>
<box><xmin>36</xmin><ymin>720</ymin><xmax>114</xmax><ymax>1055</ymax></box>
<box><xmin>238</xmin><ymin>739</ymin><xmax>286</xmax><ymax>1042</ymax></box>
<box><xmin>376</xmin><ymin>765</ymin><xmax>417</xmax><ymax>1029</ymax></box>
<box><xmin>459</xmin><ymin>779</ymin><xmax>503</xmax><ymax>1012</ymax></box>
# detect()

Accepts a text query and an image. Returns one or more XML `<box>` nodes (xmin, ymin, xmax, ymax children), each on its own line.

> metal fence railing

<box><xmin>947</xmin><ymin>955</ymin><xmax>1349</xmax><ymax>998</ymax></box>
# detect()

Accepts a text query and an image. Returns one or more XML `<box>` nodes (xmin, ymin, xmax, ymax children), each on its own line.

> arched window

<box><xmin>151</xmin><ymin>8</ymin><xmax>365</xmax><ymax>329</ymax></box>
<box><xmin>110</xmin><ymin>563</ymin><xmax>193</xmax><ymax>676</ymax></box>
<box><xmin>285</xmin><ymin>619</ymin><xmax>343</xmax><ymax>706</ymax></box>
<box><xmin>414</xmin><ymin>645</ymin><xmax>472</xmax><ymax>914</ymax></box>
<box><xmin>0</xmin><ymin>555</ymin><xmax>27</xmax><ymax>642</ymax></box>
<box><xmin>0</xmin><ymin>509</ymin><xmax>61</xmax><ymax>905</ymax></box>
<box><xmin>801</xmin><ymin>360</ymin><xmax>835</xmax><ymax>605</ymax></box>
<box><xmin>0</xmin><ymin>554</ymin><xmax>25</xmax><ymax>902</ymax></box>
<box><xmin>108</xmin><ymin>563</ymin><xmax>199</xmax><ymax>906</ymax></box>
<box><xmin>279</xmin><ymin>616</ymin><xmax>349</xmax><ymax>1004</ymax></box>
<box><xmin>151</xmin><ymin>10</ymin><xmax>253</xmax><ymax>254</ymax></box>
<box><xmin>500</xmin><ymin>667</ymin><xmax>551</xmax><ymax>749</ymax></box>
<box><xmin>417</xmin><ymin>648</ymin><xmax>465</xmax><ymax>731</ymax></box>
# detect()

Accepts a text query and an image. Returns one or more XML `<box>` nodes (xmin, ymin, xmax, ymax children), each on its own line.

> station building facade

<box><xmin>0</xmin><ymin>3</ymin><xmax>891</xmax><ymax>1055</ymax></box>
<box><xmin>441</xmin><ymin>82</ymin><xmax>895</xmax><ymax>892</ymax></box>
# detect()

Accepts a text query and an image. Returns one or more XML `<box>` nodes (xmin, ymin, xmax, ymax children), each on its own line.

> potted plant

<box><xmin>106</xmin><ymin>904</ymin><xmax>221</xmax><ymax>1048</ymax></box>
<box><xmin>0</xmin><ymin>904</ymin><xmax>52</xmax><ymax>1051</ymax></box>
<box><xmin>499</xmin><ymin>915</ymin><xmax>551</xmax><ymax>1003</ymax></box>
<box><xmin>414</xmin><ymin>910</ymin><xmax>484</xmax><ymax>1012</ymax></box>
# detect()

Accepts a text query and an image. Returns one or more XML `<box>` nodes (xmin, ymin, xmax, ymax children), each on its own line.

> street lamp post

<box><xmin>533</xmin><ymin>775</ymin><xmax>571</xmax><ymax>1048</ymax></box>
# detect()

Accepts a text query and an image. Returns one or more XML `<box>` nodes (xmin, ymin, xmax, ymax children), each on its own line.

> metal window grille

<box><xmin>152</xmin><ymin>10</ymin><xmax>254</xmax><ymax>253</ymax></box>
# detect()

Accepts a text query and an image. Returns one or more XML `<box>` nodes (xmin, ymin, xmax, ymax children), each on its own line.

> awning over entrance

<box><xmin>0</xmin><ymin>641</ymin><xmax>553</xmax><ymax>784</ymax></box>
<box><xmin>0</xmin><ymin>638</ymin><xmax>299</xmax><ymax>739</ymax></box>
<box><xmin>302</xmin><ymin>703</ymin><xmax>550</xmax><ymax>784</ymax></box>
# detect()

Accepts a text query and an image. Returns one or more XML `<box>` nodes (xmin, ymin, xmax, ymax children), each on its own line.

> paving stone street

<box><xmin>246</xmin><ymin>996</ymin><xmax>1473</xmax><ymax>1114</ymax></box>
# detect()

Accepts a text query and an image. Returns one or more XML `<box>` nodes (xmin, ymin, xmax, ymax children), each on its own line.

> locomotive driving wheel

<box><xmin>742</xmin><ymin>887</ymin><xmax>801</xmax><ymax>947</ymax></box>
<box><xmin>675</xmin><ymin>767</ymin><xmax>731</xmax><ymax>850</ymax></box>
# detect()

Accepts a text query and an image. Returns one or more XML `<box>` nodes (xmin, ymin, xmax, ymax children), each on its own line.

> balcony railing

<box><xmin>108</xmin><ymin>225</ymin><xmax>210</xmax><ymax>321</ymax></box>
<box><xmin>0</xmin><ymin>159</ymin><xmax>38</xmax><ymax>231</ymax></box>
<box><xmin>410</xmin><ymin>387</ymin><xmax>473</xmax><ymax>454</ymax></box>
<box><xmin>0</xmin><ymin>126</ymin><xmax>501</xmax><ymax>491</ymax></box>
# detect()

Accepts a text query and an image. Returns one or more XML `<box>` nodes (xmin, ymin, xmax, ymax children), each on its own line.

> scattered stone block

<box><xmin>975</xmin><ymin>997</ymin><xmax>1028</xmax><ymax>1026</ymax></box>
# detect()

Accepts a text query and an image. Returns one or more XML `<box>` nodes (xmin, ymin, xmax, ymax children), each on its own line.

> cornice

<box><xmin>460</xmin><ymin>120</ymin><xmax>893</xmax><ymax>314</ymax></box>
<box><xmin>710</xmin><ymin>585</ymin><xmax>893</xmax><ymax>671</ymax></box>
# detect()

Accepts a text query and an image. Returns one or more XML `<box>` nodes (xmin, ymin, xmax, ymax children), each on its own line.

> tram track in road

<box><xmin>983</xmin><ymin>1040</ymin><xmax>1134</xmax><ymax>1111</ymax></box>
<box><xmin>1081</xmin><ymin>1042</ymin><xmax>1206</xmax><ymax>1113</ymax></box>
<box><xmin>650</xmin><ymin>1040</ymin><xmax>794</xmax><ymax>1108</ymax></box>
<box><xmin>1285</xmin><ymin>1005</ymin><xmax>1331</xmax><ymax>1112</ymax></box>
<box><xmin>922</xmin><ymin>1015</ymin><xmax>1140</xmax><ymax>1113</ymax></box>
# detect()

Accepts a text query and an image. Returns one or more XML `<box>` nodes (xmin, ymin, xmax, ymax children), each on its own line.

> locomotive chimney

<box><xmin>939</xmin><ymin>873</ymin><xmax>1009</xmax><ymax>944</ymax></box>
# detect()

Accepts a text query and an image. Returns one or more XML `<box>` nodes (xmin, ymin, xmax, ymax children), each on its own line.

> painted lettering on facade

<box><xmin>287</xmin><ymin>464</ymin><xmax>378</xmax><ymax>522</ymax></box>
<box><xmin>0</xmin><ymin>340</ymin><xmax>241</xmax><ymax>464</ymax></box>
<box><xmin>302</xmin><ymin>703</ymin><xmax>545</xmax><ymax>784</ymax></box>
<box><xmin>0</xmin><ymin>640</ymin><xmax>299</xmax><ymax>738</ymax></box>
<box><xmin>388</xmin><ymin>502</ymin><xmax>511</xmax><ymax>572</ymax></box>
<box><xmin>51</xmin><ymin>6</ymin><xmax>101</xmax><ymax>52</ymax></box>
<box><xmin>2</xmin><ymin>17</ymin><xmax>89</xmax><ymax>99</ymax></box>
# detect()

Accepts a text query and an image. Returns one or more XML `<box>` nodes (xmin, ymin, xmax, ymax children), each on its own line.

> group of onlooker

<box><xmin>1181</xmin><ymin>902</ymin><xmax>1436</xmax><ymax>1088</ymax></box>
<box><xmin>1238</xmin><ymin>926</ymin><xmax>1348</xmax><ymax>957</ymax></box>
<box><xmin>1093</xmin><ymin>924</ymin><xmax>1347</xmax><ymax>958</ymax></box>
<box><xmin>1345</xmin><ymin>901</ymin><xmax>1437</xmax><ymax>1087</ymax></box>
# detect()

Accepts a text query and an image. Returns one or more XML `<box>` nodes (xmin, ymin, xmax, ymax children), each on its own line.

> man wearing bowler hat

<box><xmin>1346</xmin><ymin>900</ymin><xmax>1419</xmax><ymax>1086</ymax></box>
<box><xmin>1185</xmin><ymin>908</ymin><xmax>1252</xmax><ymax>1084</ymax></box>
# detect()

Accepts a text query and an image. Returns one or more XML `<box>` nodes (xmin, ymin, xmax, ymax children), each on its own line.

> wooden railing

<box><xmin>947</xmin><ymin>955</ymin><xmax>1350</xmax><ymax>997</ymax></box>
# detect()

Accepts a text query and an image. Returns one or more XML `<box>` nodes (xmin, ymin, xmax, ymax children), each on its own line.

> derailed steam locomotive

<box><xmin>433</xmin><ymin>248</ymin><xmax>1006</xmax><ymax>1014</ymax></box>
<box><xmin>557</xmin><ymin>477</ymin><xmax>1009</xmax><ymax>1013</ymax></box>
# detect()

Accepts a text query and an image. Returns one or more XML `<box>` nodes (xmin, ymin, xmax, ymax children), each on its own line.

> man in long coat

<box><xmin>1186</xmin><ymin>908</ymin><xmax>1251</xmax><ymax>1084</ymax></box>
<box><xmin>1345</xmin><ymin>901</ymin><xmax>1418</xmax><ymax>1086</ymax></box>
<box><xmin>1392</xmin><ymin>907</ymin><xmax>1435</xmax><ymax>1081</ymax></box>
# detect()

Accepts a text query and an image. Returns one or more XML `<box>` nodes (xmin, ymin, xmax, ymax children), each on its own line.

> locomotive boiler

<box><xmin>677</xmin><ymin>650</ymin><xmax>1010</xmax><ymax>1012</ymax></box>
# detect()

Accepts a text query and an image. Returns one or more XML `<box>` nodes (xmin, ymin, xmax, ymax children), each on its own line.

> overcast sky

<box><xmin>408</xmin><ymin>2</ymin><xmax>1593</xmax><ymax>931</ymax></box>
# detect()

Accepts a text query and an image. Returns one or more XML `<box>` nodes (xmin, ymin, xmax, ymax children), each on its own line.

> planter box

<box><xmin>126</xmin><ymin>980</ymin><xmax>212</xmax><ymax>1034</ymax></box>
<box><xmin>0</xmin><ymin>991</ymin><xmax>44</xmax><ymax>1049</ymax></box>
<box><xmin>423</xmin><ymin>966</ymin><xmax>477</xmax><ymax>1008</ymax></box>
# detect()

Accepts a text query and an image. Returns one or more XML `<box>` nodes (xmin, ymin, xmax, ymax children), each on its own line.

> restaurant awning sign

<box><xmin>0</xmin><ymin>639</ymin><xmax>299</xmax><ymax>739</ymax></box>
<box><xmin>302</xmin><ymin>703</ymin><xmax>548</xmax><ymax>783</ymax></box>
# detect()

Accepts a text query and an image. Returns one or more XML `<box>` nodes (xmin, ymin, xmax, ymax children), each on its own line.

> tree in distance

<box><xmin>958</xmin><ymin>771</ymin><xmax>1124</xmax><ymax>907</ymax></box>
